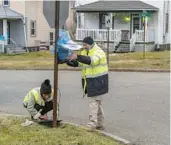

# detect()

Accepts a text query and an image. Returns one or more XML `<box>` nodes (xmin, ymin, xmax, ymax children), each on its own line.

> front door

<box><xmin>0</xmin><ymin>21</ymin><xmax>3</xmax><ymax>36</ymax></box>
<box><xmin>132</xmin><ymin>16</ymin><xmax>141</xmax><ymax>35</ymax></box>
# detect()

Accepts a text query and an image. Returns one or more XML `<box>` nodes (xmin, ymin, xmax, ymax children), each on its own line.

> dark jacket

<box><xmin>67</xmin><ymin>55</ymin><xmax>108</xmax><ymax>97</ymax></box>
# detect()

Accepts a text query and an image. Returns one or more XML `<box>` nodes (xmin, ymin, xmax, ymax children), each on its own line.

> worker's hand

<box><xmin>69</xmin><ymin>53</ymin><xmax>78</xmax><ymax>61</ymax></box>
<box><xmin>39</xmin><ymin>115</ymin><xmax>49</xmax><ymax>120</ymax></box>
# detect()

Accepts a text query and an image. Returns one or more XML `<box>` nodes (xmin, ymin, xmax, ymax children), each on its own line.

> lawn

<box><xmin>109</xmin><ymin>51</ymin><xmax>170</xmax><ymax>70</ymax></box>
<box><xmin>0</xmin><ymin>50</ymin><xmax>170</xmax><ymax>70</ymax></box>
<box><xmin>0</xmin><ymin>116</ymin><xmax>120</xmax><ymax>145</ymax></box>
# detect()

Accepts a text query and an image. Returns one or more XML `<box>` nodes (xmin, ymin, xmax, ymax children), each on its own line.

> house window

<box><xmin>165</xmin><ymin>13</ymin><xmax>169</xmax><ymax>33</ymax></box>
<box><xmin>30</xmin><ymin>21</ymin><xmax>36</xmax><ymax>37</ymax></box>
<box><xmin>3</xmin><ymin>0</ymin><xmax>9</xmax><ymax>6</ymax></box>
<box><xmin>49</xmin><ymin>32</ymin><xmax>54</xmax><ymax>45</ymax></box>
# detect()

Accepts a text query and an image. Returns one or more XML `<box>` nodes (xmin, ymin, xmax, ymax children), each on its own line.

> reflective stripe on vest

<box><xmin>85</xmin><ymin>71</ymin><xmax>108</xmax><ymax>78</ymax></box>
<box><xmin>82</xmin><ymin>63</ymin><xmax>107</xmax><ymax>69</ymax></box>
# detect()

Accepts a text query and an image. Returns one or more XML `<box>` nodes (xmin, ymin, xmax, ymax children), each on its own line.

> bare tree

<box><xmin>65</xmin><ymin>1</ymin><xmax>77</xmax><ymax>40</ymax></box>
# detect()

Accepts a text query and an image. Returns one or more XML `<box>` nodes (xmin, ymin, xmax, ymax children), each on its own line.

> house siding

<box><xmin>147</xmin><ymin>12</ymin><xmax>158</xmax><ymax>43</ymax></box>
<box><xmin>36</xmin><ymin>1</ymin><xmax>55</xmax><ymax>45</ymax></box>
<box><xmin>114</xmin><ymin>13</ymin><xmax>130</xmax><ymax>30</ymax></box>
<box><xmin>25</xmin><ymin>1</ymin><xmax>38</xmax><ymax>47</ymax></box>
<box><xmin>25</xmin><ymin>1</ymin><xmax>55</xmax><ymax>47</ymax></box>
<box><xmin>84</xmin><ymin>13</ymin><xmax>99</xmax><ymax>29</ymax></box>
<box><xmin>169</xmin><ymin>1</ymin><xmax>171</xmax><ymax>44</ymax></box>
<box><xmin>9</xmin><ymin>1</ymin><xmax>25</xmax><ymax>15</ymax></box>
<box><xmin>75</xmin><ymin>0</ymin><xmax>98</xmax><ymax>7</ymax></box>
<box><xmin>10</xmin><ymin>20</ymin><xmax>25</xmax><ymax>47</ymax></box>
<box><xmin>141</xmin><ymin>0</ymin><xmax>165</xmax><ymax>45</ymax></box>
<box><xmin>163</xmin><ymin>1</ymin><xmax>171</xmax><ymax>44</ymax></box>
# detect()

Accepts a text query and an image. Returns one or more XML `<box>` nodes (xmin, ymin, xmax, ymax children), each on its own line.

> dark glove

<box><xmin>58</xmin><ymin>58</ymin><xmax>70</xmax><ymax>64</ymax></box>
<box><xmin>67</xmin><ymin>60</ymin><xmax>79</xmax><ymax>67</ymax></box>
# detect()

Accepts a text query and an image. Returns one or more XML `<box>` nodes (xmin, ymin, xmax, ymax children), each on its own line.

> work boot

<box><xmin>86</xmin><ymin>124</ymin><xmax>96</xmax><ymax>132</ymax></box>
<box><xmin>96</xmin><ymin>126</ymin><xmax>105</xmax><ymax>131</ymax></box>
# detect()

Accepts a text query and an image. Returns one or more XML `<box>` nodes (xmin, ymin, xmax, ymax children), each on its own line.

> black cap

<box><xmin>83</xmin><ymin>36</ymin><xmax>94</xmax><ymax>45</ymax></box>
<box><xmin>40</xmin><ymin>79</ymin><xmax>52</xmax><ymax>94</ymax></box>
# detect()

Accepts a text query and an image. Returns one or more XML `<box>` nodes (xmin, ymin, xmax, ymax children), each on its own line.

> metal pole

<box><xmin>53</xmin><ymin>0</ymin><xmax>60</xmax><ymax>128</ymax></box>
<box><xmin>143</xmin><ymin>16</ymin><xmax>146</xmax><ymax>59</ymax></box>
<box><xmin>107</xmin><ymin>27</ymin><xmax>109</xmax><ymax>65</ymax></box>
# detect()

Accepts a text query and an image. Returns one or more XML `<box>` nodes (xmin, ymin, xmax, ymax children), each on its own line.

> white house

<box><xmin>0</xmin><ymin>0</ymin><xmax>55</xmax><ymax>53</ymax></box>
<box><xmin>74</xmin><ymin>0</ymin><xmax>171</xmax><ymax>52</ymax></box>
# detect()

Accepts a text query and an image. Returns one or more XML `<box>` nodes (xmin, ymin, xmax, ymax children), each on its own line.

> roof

<box><xmin>75</xmin><ymin>0</ymin><xmax>159</xmax><ymax>12</ymax></box>
<box><xmin>0</xmin><ymin>5</ymin><xmax>23</xmax><ymax>19</ymax></box>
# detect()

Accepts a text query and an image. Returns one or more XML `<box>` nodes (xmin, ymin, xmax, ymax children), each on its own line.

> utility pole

<box><xmin>105</xmin><ymin>13</ymin><xmax>111</xmax><ymax>65</ymax></box>
<box><xmin>107</xmin><ymin>27</ymin><xmax>110</xmax><ymax>64</ymax></box>
<box><xmin>43</xmin><ymin>0</ymin><xmax>69</xmax><ymax>128</ymax></box>
<box><xmin>53</xmin><ymin>0</ymin><xmax>60</xmax><ymax>128</ymax></box>
<box><xmin>143</xmin><ymin>16</ymin><xmax>146</xmax><ymax>59</ymax></box>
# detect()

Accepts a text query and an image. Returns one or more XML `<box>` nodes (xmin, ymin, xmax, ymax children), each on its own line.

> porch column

<box><xmin>77</xmin><ymin>13</ymin><xmax>79</xmax><ymax>29</ymax></box>
<box><xmin>110</xmin><ymin>13</ymin><xmax>113</xmax><ymax>30</ymax></box>
<box><xmin>3</xmin><ymin>19</ymin><xmax>8</xmax><ymax>45</ymax></box>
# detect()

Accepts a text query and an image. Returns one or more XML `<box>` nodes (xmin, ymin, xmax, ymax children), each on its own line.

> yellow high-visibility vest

<box><xmin>24</xmin><ymin>88</ymin><xmax>45</xmax><ymax>106</ymax></box>
<box><xmin>80</xmin><ymin>43</ymin><xmax>108</xmax><ymax>77</ymax></box>
<box><xmin>24</xmin><ymin>88</ymin><xmax>53</xmax><ymax>106</ymax></box>
<box><xmin>79</xmin><ymin>43</ymin><xmax>108</xmax><ymax>94</ymax></box>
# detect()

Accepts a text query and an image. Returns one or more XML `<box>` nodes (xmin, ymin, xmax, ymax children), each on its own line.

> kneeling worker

<box><xmin>23</xmin><ymin>79</ymin><xmax>53</xmax><ymax>120</ymax></box>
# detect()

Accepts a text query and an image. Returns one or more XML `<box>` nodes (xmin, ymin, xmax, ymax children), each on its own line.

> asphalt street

<box><xmin>0</xmin><ymin>70</ymin><xmax>169</xmax><ymax>145</ymax></box>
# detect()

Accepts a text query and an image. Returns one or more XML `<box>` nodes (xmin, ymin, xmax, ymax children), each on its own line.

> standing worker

<box><xmin>67</xmin><ymin>36</ymin><xmax>109</xmax><ymax>130</ymax></box>
<box><xmin>23</xmin><ymin>79</ymin><xmax>53</xmax><ymax>121</ymax></box>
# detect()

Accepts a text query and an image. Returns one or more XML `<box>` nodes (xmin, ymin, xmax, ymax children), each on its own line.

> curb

<box><xmin>0</xmin><ymin>113</ymin><xmax>130</xmax><ymax>145</ymax></box>
<box><xmin>109</xmin><ymin>68</ymin><xmax>170</xmax><ymax>72</ymax></box>
<box><xmin>64</xmin><ymin>121</ymin><xmax>130</xmax><ymax>145</ymax></box>
<box><xmin>0</xmin><ymin>68</ymin><xmax>169</xmax><ymax>72</ymax></box>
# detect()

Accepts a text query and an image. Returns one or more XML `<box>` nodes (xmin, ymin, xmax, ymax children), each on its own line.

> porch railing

<box><xmin>136</xmin><ymin>30</ymin><xmax>144</xmax><ymax>42</ymax></box>
<box><xmin>7</xmin><ymin>38</ymin><xmax>17</xmax><ymax>53</ymax></box>
<box><xmin>0</xmin><ymin>40</ymin><xmax>5</xmax><ymax>53</ymax></box>
<box><xmin>135</xmin><ymin>29</ymin><xmax>155</xmax><ymax>42</ymax></box>
<box><xmin>114</xmin><ymin>30</ymin><xmax>121</xmax><ymax>48</ymax></box>
<box><xmin>76</xmin><ymin>28</ymin><xmax>121</xmax><ymax>42</ymax></box>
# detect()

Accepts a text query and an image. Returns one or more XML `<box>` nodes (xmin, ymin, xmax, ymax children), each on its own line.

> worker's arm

<box><xmin>77</xmin><ymin>53</ymin><xmax>103</xmax><ymax>66</ymax></box>
<box><xmin>26</xmin><ymin>93</ymin><xmax>41</xmax><ymax>119</ymax></box>
<box><xmin>67</xmin><ymin>60</ymin><xmax>79</xmax><ymax>67</ymax></box>
<box><xmin>81</xmin><ymin>50</ymin><xmax>106</xmax><ymax>66</ymax></box>
<box><xmin>68</xmin><ymin>53</ymin><xmax>100</xmax><ymax>66</ymax></box>
<box><xmin>77</xmin><ymin>55</ymin><xmax>91</xmax><ymax>65</ymax></box>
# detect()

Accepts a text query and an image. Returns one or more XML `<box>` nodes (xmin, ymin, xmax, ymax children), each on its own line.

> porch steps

<box><xmin>7</xmin><ymin>47</ymin><xmax>27</xmax><ymax>54</ymax></box>
<box><xmin>114</xmin><ymin>41</ymin><xmax>130</xmax><ymax>53</ymax></box>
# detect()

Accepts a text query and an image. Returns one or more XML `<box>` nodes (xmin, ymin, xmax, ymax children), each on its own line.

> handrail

<box><xmin>7</xmin><ymin>38</ymin><xmax>17</xmax><ymax>53</ymax></box>
<box><xmin>130</xmin><ymin>32</ymin><xmax>136</xmax><ymax>51</ymax></box>
<box><xmin>113</xmin><ymin>30</ymin><xmax>121</xmax><ymax>51</ymax></box>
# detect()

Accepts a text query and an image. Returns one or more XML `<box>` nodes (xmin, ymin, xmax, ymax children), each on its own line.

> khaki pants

<box><xmin>88</xmin><ymin>95</ymin><xmax>104</xmax><ymax>128</ymax></box>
